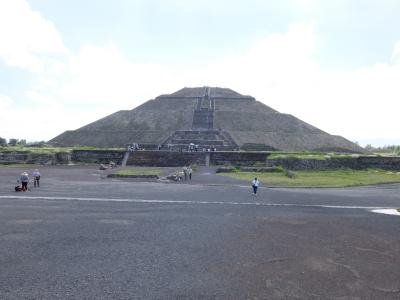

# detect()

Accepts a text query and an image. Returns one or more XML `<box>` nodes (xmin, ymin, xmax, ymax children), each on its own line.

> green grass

<box><xmin>219</xmin><ymin>169</ymin><xmax>400</xmax><ymax>188</ymax></box>
<box><xmin>0</xmin><ymin>146</ymin><xmax>125</xmax><ymax>154</ymax></box>
<box><xmin>266</xmin><ymin>151</ymin><xmax>363</xmax><ymax>160</ymax></box>
<box><xmin>116</xmin><ymin>168</ymin><xmax>162</xmax><ymax>177</ymax></box>
<box><xmin>0</xmin><ymin>146</ymin><xmax>67</xmax><ymax>154</ymax></box>
<box><xmin>0</xmin><ymin>163</ymin><xmax>37</xmax><ymax>168</ymax></box>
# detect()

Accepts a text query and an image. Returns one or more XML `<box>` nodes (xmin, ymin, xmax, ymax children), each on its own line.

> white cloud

<box><xmin>0</xmin><ymin>93</ymin><xmax>13</xmax><ymax>109</ymax></box>
<box><xmin>0</xmin><ymin>0</ymin><xmax>68</xmax><ymax>72</ymax></box>
<box><xmin>392</xmin><ymin>41</ymin><xmax>400</xmax><ymax>64</ymax></box>
<box><xmin>182</xmin><ymin>27</ymin><xmax>400</xmax><ymax>145</ymax></box>
<box><xmin>0</xmin><ymin>94</ymin><xmax>15</xmax><ymax>138</ymax></box>
<box><xmin>0</xmin><ymin>3</ymin><xmax>399</xmax><ymax>148</ymax></box>
<box><xmin>58</xmin><ymin>44</ymin><xmax>178</xmax><ymax>107</ymax></box>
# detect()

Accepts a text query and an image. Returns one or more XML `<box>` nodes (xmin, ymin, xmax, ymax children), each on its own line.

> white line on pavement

<box><xmin>0</xmin><ymin>195</ymin><xmax>396</xmax><ymax>210</ymax></box>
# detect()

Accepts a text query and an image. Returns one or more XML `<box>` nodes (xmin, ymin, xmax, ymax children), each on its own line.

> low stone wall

<box><xmin>210</xmin><ymin>152</ymin><xmax>268</xmax><ymax>166</ymax></box>
<box><xmin>126</xmin><ymin>151</ymin><xmax>268</xmax><ymax>167</ymax></box>
<box><xmin>2</xmin><ymin>149</ymin><xmax>400</xmax><ymax>170</ymax></box>
<box><xmin>71</xmin><ymin>150</ymin><xmax>125</xmax><ymax>164</ymax></box>
<box><xmin>127</xmin><ymin>151</ymin><xmax>206</xmax><ymax>167</ymax></box>
<box><xmin>266</xmin><ymin>156</ymin><xmax>400</xmax><ymax>171</ymax></box>
<box><xmin>0</xmin><ymin>151</ymin><xmax>58</xmax><ymax>165</ymax></box>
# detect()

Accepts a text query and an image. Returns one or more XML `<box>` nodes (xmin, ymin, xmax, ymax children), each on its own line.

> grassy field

<box><xmin>0</xmin><ymin>164</ymin><xmax>38</xmax><ymax>168</ymax></box>
<box><xmin>266</xmin><ymin>151</ymin><xmax>363</xmax><ymax>160</ymax></box>
<box><xmin>219</xmin><ymin>169</ymin><xmax>400</xmax><ymax>188</ymax></box>
<box><xmin>0</xmin><ymin>146</ymin><xmax>125</xmax><ymax>154</ymax></box>
<box><xmin>116</xmin><ymin>168</ymin><xmax>162</xmax><ymax>177</ymax></box>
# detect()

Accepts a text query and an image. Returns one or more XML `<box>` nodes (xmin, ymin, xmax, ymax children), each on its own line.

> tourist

<box><xmin>19</xmin><ymin>172</ymin><xmax>29</xmax><ymax>192</ymax></box>
<box><xmin>188</xmin><ymin>166</ymin><xmax>192</xmax><ymax>180</ymax></box>
<box><xmin>32</xmin><ymin>169</ymin><xmax>41</xmax><ymax>187</ymax></box>
<box><xmin>183</xmin><ymin>166</ymin><xmax>188</xmax><ymax>180</ymax></box>
<box><xmin>252</xmin><ymin>177</ymin><xmax>260</xmax><ymax>196</ymax></box>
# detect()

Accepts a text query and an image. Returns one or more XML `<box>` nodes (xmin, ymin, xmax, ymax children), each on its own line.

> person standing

<box><xmin>19</xmin><ymin>172</ymin><xmax>29</xmax><ymax>192</ymax></box>
<box><xmin>188</xmin><ymin>166</ymin><xmax>192</xmax><ymax>180</ymax></box>
<box><xmin>183</xmin><ymin>166</ymin><xmax>188</xmax><ymax>181</ymax></box>
<box><xmin>33</xmin><ymin>169</ymin><xmax>41</xmax><ymax>187</ymax></box>
<box><xmin>252</xmin><ymin>177</ymin><xmax>260</xmax><ymax>196</ymax></box>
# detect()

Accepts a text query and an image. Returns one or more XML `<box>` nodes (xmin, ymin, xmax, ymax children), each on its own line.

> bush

<box><xmin>240</xmin><ymin>166</ymin><xmax>283</xmax><ymax>173</ymax></box>
<box><xmin>8</xmin><ymin>138</ymin><xmax>18</xmax><ymax>146</ymax></box>
<box><xmin>284</xmin><ymin>169</ymin><xmax>296</xmax><ymax>179</ymax></box>
<box><xmin>216</xmin><ymin>166</ymin><xmax>236</xmax><ymax>173</ymax></box>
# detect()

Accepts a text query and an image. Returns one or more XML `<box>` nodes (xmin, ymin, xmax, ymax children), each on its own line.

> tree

<box><xmin>26</xmin><ymin>141</ymin><xmax>47</xmax><ymax>147</ymax></box>
<box><xmin>8</xmin><ymin>138</ymin><xmax>18</xmax><ymax>146</ymax></box>
<box><xmin>365</xmin><ymin>144</ymin><xmax>374</xmax><ymax>151</ymax></box>
<box><xmin>0</xmin><ymin>137</ymin><xmax>6</xmax><ymax>146</ymax></box>
<box><xmin>18</xmin><ymin>139</ymin><xmax>27</xmax><ymax>146</ymax></box>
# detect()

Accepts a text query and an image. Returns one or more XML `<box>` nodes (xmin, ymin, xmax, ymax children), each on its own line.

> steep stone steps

<box><xmin>192</xmin><ymin>110</ymin><xmax>214</xmax><ymax>129</ymax></box>
<box><xmin>121</xmin><ymin>151</ymin><xmax>130</xmax><ymax>167</ymax></box>
<box><xmin>161</xmin><ymin>129</ymin><xmax>238</xmax><ymax>150</ymax></box>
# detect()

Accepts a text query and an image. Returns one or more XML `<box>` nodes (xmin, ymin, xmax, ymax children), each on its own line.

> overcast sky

<box><xmin>0</xmin><ymin>0</ymin><xmax>399</xmax><ymax>146</ymax></box>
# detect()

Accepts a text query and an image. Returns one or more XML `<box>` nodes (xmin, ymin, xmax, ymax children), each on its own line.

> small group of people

<box><xmin>188</xmin><ymin>143</ymin><xmax>198</xmax><ymax>152</ymax></box>
<box><xmin>127</xmin><ymin>143</ymin><xmax>140</xmax><ymax>152</ymax></box>
<box><xmin>15</xmin><ymin>169</ymin><xmax>41</xmax><ymax>192</ymax></box>
<box><xmin>182</xmin><ymin>166</ymin><xmax>193</xmax><ymax>181</ymax></box>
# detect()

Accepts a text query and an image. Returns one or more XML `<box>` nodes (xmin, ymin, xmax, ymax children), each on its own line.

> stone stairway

<box><xmin>121</xmin><ymin>151</ymin><xmax>130</xmax><ymax>167</ymax></box>
<box><xmin>192</xmin><ymin>87</ymin><xmax>214</xmax><ymax>130</ymax></box>
<box><xmin>192</xmin><ymin>110</ymin><xmax>214</xmax><ymax>129</ymax></box>
<box><xmin>160</xmin><ymin>87</ymin><xmax>239</xmax><ymax>151</ymax></box>
<box><xmin>161</xmin><ymin>130</ymin><xmax>238</xmax><ymax>151</ymax></box>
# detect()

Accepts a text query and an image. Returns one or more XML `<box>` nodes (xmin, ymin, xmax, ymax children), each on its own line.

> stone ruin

<box><xmin>49</xmin><ymin>87</ymin><xmax>363</xmax><ymax>153</ymax></box>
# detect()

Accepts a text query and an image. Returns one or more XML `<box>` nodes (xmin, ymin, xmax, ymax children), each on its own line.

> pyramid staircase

<box><xmin>161</xmin><ymin>130</ymin><xmax>238</xmax><ymax>151</ymax></box>
<box><xmin>161</xmin><ymin>88</ymin><xmax>239</xmax><ymax>151</ymax></box>
<box><xmin>192</xmin><ymin>87</ymin><xmax>214</xmax><ymax>130</ymax></box>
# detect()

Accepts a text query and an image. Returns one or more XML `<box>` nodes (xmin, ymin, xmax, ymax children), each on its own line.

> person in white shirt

<box><xmin>252</xmin><ymin>177</ymin><xmax>260</xmax><ymax>195</ymax></box>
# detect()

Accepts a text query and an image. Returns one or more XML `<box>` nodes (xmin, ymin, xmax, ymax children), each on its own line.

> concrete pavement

<box><xmin>1</xmin><ymin>165</ymin><xmax>399</xmax><ymax>299</ymax></box>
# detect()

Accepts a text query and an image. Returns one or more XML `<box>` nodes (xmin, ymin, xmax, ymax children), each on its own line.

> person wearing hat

<box><xmin>19</xmin><ymin>172</ymin><xmax>29</xmax><ymax>192</ymax></box>
<box><xmin>32</xmin><ymin>169</ymin><xmax>41</xmax><ymax>187</ymax></box>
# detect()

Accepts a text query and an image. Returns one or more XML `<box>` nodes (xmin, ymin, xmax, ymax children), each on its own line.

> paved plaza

<box><xmin>1</xmin><ymin>166</ymin><xmax>400</xmax><ymax>299</ymax></box>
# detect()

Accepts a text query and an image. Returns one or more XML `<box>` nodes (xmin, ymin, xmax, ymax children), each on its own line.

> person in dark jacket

<box><xmin>19</xmin><ymin>172</ymin><xmax>29</xmax><ymax>191</ymax></box>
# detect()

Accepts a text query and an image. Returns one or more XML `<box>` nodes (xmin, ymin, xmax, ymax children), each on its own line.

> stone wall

<box><xmin>127</xmin><ymin>151</ymin><xmax>206</xmax><ymax>167</ymax></box>
<box><xmin>70</xmin><ymin>150</ymin><xmax>125</xmax><ymax>164</ymax></box>
<box><xmin>0</xmin><ymin>151</ymin><xmax>59</xmax><ymax>165</ymax></box>
<box><xmin>2</xmin><ymin>149</ymin><xmax>400</xmax><ymax>170</ymax></box>
<box><xmin>125</xmin><ymin>151</ymin><xmax>268</xmax><ymax>167</ymax></box>
<box><xmin>266</xmin><ymin>156</ymin><xmax>400</xmax><ymax>171</ymax></box>
<box><xmin>210</xmin><ymin>152</ymin><xmax>268</xmax><ymax>166</ymax></box>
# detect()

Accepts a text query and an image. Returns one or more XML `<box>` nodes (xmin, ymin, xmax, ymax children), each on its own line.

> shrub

<box><xmin>284</xmin><ymin>169</ymin><xmax>296</xmax><ymax>179</ymax></box>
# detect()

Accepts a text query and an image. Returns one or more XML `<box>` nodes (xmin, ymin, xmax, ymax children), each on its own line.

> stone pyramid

<box><xmin>49</xmin><ymin>87</ymin><xmax>363</xmax><ymax>152</ymax></box>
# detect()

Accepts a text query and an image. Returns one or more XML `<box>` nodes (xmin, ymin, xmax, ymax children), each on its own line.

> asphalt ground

<box><xmin>0</xmin><ymin>165</ymin><xmax>400</xmax><ymax>299</ymax></box>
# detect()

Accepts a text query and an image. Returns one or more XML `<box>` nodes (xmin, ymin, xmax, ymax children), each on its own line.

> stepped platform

<box><xmin>49</xmin><ymin>86</ymin><xmax>364</xmax><ymax>153</ymax></box>
<box><xmin>162</xmin><ymin>130</ymin><xmax>239</xmax><ymax>151</ymax></box>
